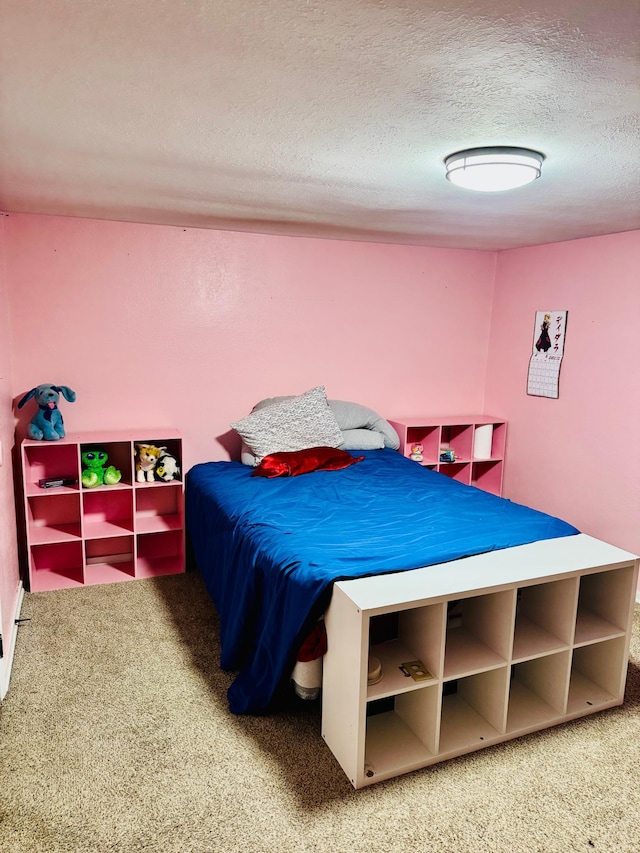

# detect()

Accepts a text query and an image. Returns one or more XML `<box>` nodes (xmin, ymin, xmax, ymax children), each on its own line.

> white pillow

<box><xmin>231</xmin><ymin>386</ymin><xmax>344</xmax><ymax>462</ymax></box>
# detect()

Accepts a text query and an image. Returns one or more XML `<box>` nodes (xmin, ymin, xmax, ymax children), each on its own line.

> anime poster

<box><xmin>527</xmin><ymin>310</ymin><xmax>568</xmax><ymax>398</ymax></box>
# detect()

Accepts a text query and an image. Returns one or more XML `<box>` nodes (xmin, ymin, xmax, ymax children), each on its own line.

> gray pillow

<box><xmin>328</xmin><ymin>400</ymin><xmax>400</xmax><ymax>450</ymax></box>
<box><xmin>231</xmin><ymin>385</ymin><xmax>343</xmax><ymax>463</ymax></box>
<box><xmin>239</xmin><ymin>395</ymin><xmax>399</xmax><ymax>465</ymax></box>
<box><xmin>340</xmin><ymin>428</ymin><xmax>385</xmax><ymax>450</ymax></box>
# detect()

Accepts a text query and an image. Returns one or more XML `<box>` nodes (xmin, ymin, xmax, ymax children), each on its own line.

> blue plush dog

<box><xmin>17</xmin><ymin>384</ymin><xmax>76</xmax><ymax>440</ymax></box>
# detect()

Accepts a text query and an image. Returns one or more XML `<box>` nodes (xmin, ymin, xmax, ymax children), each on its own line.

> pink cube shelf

<box><xmin>21</xmin><ymin>430</ymin><xmax>184</xmax><ymax>591</ymax></box>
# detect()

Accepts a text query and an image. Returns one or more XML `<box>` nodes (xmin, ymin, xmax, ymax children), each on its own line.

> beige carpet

<box><xmin>1</xmin><ymin>572</ymin><xmax>639</xmax><ymax>853</ymax></box>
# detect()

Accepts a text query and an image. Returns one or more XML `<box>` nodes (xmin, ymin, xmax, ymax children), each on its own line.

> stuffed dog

<box><xmin>155</xmin><ymin>452</ymin><xmax>181</xmax><ymax>482</ymax></box>
<box><xmin>17</xmin><ymin>384</ymin><xmax>76</xmax><ymax>440</ymax></box>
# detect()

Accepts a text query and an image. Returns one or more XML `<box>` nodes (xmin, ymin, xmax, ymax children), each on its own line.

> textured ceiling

<box><xmin>1</xmin><ymin>0</ymin><xmax>639</xmax><ymax>250</ymax></box>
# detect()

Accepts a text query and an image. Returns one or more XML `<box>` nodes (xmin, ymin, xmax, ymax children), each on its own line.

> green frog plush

<box><xmin>81</xmin><ymin>448</ymin><xmax>122</xmax><ymax>488</ymax></box>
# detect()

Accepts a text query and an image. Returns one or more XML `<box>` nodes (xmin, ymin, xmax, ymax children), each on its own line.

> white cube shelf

<box><xmin>322</xmin><ymin>534</ymin><xmax>638</xmax><ymax>788</ymax></box>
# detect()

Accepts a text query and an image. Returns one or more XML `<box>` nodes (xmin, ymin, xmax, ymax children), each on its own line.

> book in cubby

<box><xmin>21</xmin><ymin>429</ymin><xmax>184</xmax><ymax>592</ymax></box>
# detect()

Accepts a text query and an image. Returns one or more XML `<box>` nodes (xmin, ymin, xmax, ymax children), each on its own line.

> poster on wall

<box><xmin>527</xmin><ymin>310</ymin><xmax>568</xmax><ymax>399</ymax></box>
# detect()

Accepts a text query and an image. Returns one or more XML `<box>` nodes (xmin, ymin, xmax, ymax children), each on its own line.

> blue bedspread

<box><xmin>185</xmin><ymin>449</ymin><xmax>578</xmax><ymax>714</ymax></box>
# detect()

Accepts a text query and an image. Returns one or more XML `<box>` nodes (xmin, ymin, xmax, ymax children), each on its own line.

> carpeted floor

<box><xmin>1</xmin><ymin>571</ymin><xmax>639</xmax><ymax>853</ymax></box>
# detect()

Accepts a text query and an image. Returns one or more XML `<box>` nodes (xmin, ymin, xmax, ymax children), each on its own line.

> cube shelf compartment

<box><xmin>26</xmin><ymin>492</ymin><xmax>82</xmax><ymax>544</ymax></box>
<box><xmin>322</xmin><ymin>536</ymin><xmax>638</xmax><ymax>788</ymax></box>
<box><xmin>21</xmin><ymin>430</ymin><xmax>184</xmax><ymax>592</ymax></box>
<box><xmin>136</xmin><ymin>529</ymin><xmax>184</xmax><ymax>578</ymax></box>
<box><xmin>440</xmin><ymin>667</ymin><xmax>510</xmax><ymax>754</ymax></box>
<box><xmin>388</xmin><ymin>416</ymin><xmax>506</xmax><ymax>495</ymax></box>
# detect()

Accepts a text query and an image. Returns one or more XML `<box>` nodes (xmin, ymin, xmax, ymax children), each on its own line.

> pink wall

<box><xmin>0</xmin><ymin>214</ymin><xmax>22</xmax><ymax>692</ymax></box>
<box><xmin>485</xmin><ymin>231</ymin><xmax>640</xmax><ymax>557</ymax></box>
<box><xmin>5</xmin><ymin>213</ymin><xmax>638</xmax><ymax>590</ymax></box>
<box><xmin>4</xmin><ymin>214</ymin><xmax>496</xmax><ymax>474</ymax></box>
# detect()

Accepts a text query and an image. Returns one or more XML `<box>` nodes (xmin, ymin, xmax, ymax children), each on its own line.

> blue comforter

<box><xmin>185</xmin><ymin>449</ymin><xmax>578</xmax><ymax>714</ymax></box>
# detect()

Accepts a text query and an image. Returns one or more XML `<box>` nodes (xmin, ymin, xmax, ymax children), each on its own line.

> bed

<box><xmin>186</xmin><ymin>388</ymin><xmax>639</xmax><ymax>786</ymax></box>
<box><xmin>186</xmin><ymin>446</ymin><xmax>580</xmax><ymax>715</ymax></box>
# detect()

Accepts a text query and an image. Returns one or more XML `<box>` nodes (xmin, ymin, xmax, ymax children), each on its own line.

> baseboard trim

<box><xmin>0</xmin><ymin>581</ymin><xmax>25</xmax><ymax>701</ymax></box>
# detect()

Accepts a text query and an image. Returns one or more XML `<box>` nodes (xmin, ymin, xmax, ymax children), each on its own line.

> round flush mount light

<box><xmin>444</xmin><ymin>146</ymin><xmax>545</xmax><ymax>192</ymax></box>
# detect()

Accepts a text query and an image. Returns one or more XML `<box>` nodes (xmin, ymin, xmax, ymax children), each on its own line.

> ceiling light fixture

<box><xmin>444</xmin><ymin>146</ymin><xmax>545</xmax><ymax>192</ymax></box>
